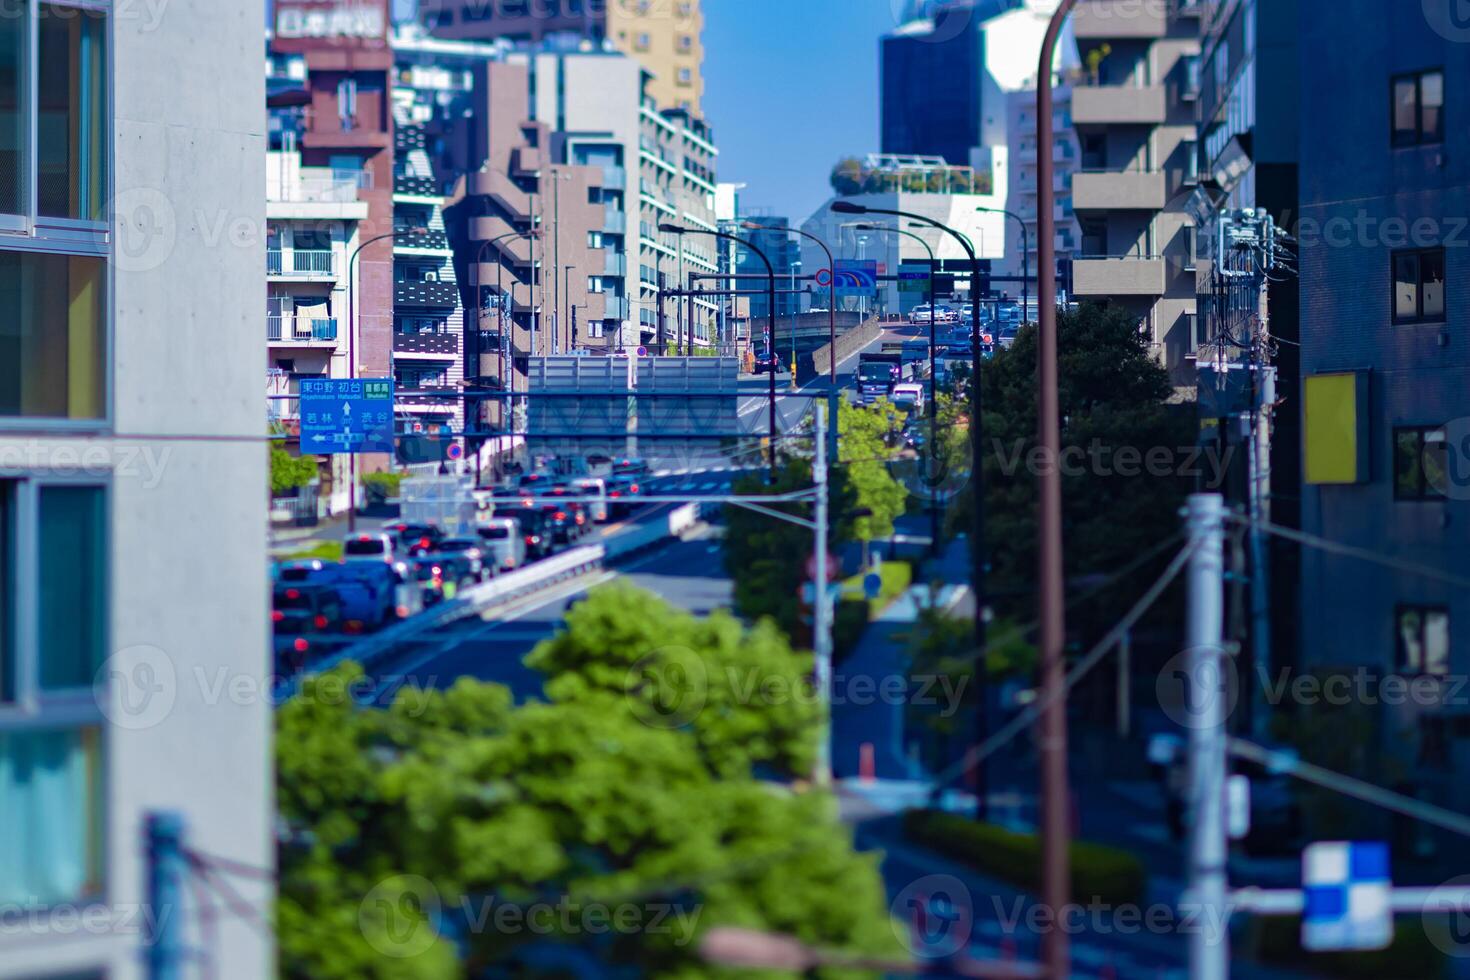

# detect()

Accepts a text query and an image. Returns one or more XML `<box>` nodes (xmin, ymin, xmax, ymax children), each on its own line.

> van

<box><xmin>477</xmin><ymin>517</ymin><xmax>526</xmax><ymax>572</ymax></box>
<box><xmin>890</xmin><ymin>383</ymin><xmax>926</xmax><ymax>415</ymax></box>
<box><xmin>574</xmin><ymin>477</ymin><xmax>610</xmax><ymax>523</ymax></box>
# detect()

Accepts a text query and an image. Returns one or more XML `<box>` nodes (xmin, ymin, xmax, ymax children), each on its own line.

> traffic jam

<box><xmin>269</xmin><ymin>457</ymin><xmax>651</xmax><ymax>676</ymax></box>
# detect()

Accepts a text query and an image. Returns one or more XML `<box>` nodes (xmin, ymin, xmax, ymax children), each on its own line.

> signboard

<box><xmin>275</xmin><ymin>3</ymin><xmax>387</xmax><ymax>40</ymax></box>
<box><xmin>1302</xmin><ymin>841</ymin><xmax>1392</xmax><ymax>952</ymax></box>
<box><xmin>299</xmin><ymin>378</ymin><xmax>395</xmax><ymax>454</ymax></box>
<box><xmin>814</xmin><ymin>268</ymin><xmax>833</xmax><ymax>288</ymax></box>
<box><xmin>834</xmin><ymin>260</ymin><xmax>878</xmax><ymax>297</ymax></box>
<box><xmin>899</xmin><ymin>265</ymin><xmax>931</xmax><ymax>295</ymax></box>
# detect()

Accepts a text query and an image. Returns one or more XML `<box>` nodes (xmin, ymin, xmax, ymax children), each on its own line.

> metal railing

<box><xmin>267</xmin><ymin>316</ymin><xmax>339</xmax><ymax>342</ymax></box>
<box><xmin>292</xmin><ymin>250</ymin><xmax>336</xmax><ymax>275</ymax></box>
<box><xmin>267</xmin><ymin>250</ymin><xmax>283</xmax><ymax>275</ymax></box>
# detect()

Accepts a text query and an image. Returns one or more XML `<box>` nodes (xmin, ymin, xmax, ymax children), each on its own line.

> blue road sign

<box><xmin>863</xmin><ymin>572</ymin><xmax>883</xmax><ymax>600</ymax></box>
<box><xmin>1302</xmin><ymin>841</ymin><xmax>1392</xmax><ymax>952</ymax></box>
<box><xmin>835</xmin><ymin>259</ymin><xmax>878</xmax><ymax>296</ymax></box>
<box><xmin>299</xmin><ymin>378</ymin><xmax>395</xmax><ymax>455</ymax></box>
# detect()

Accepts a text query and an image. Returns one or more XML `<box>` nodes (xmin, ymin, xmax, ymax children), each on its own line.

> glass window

<box><xmin>1395</xmin><ymin>427</ymin><xmax>1449</xmax><ymax>500</ymax></box>
<box><xmin>1397</xmin><ymin>606</ymin><xmax>1450</xmax><ymax>676</ymax></box>
<box><xmin>38</xmin><ymin>4</ymin><xmax>108</xmax><ymax>221</ymax></box>
<box><xmin>0</xmin><ymin>725</ymin><xmax>103</xmax><ymax>906</ymax></box>
<box><xmin>1393</xmin><ymin>248</ymin><xmax>1447</xmax><ymax>324</ymax></box>
<box><xmin>0</xmin><ymin>11</ymin><xmax>25</xmax><ymax>216</ymax></box>
<box><xmin>1392</xmin><ymin>77</ymin><xmax>1418</xmax><ymax>146</ymax></box>
<box><xmin>38</xmin><ymin>486</ymin><xmax>106</xmax><ymax>690</ymax></box>
<box><xmin>1421</xmin><ymin>71</ymin><xmax>1444</xmax><ymax>142</ymax></box>
<box><xmin>0</xmin><ymin>250</ymin><xmax>106</xmax><ymax>419</ymax></box>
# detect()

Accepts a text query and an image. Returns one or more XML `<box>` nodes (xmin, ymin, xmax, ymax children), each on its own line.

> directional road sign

<box><xmin>834</xmin><ymin>259</ymin><xmax>878</xmax><ymax>297</ymax></box>
<box><xmin>299</xmin><ymin>378</ymin><xmax>395</xmax><ymax>454</ymax></box>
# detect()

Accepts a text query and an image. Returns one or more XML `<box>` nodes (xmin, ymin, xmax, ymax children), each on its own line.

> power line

<box><xmin>1238</xmin><ymin>515</ymin><xmax>1470</xmax><ymax>590</ymax></box>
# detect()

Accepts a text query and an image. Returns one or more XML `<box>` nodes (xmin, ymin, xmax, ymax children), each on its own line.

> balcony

<box><xmin>1072</xmin><ymin>84</ymin><xmax>1167</xmax><ymax>126</ymax></box>
<box><xmin>602</xmin><ymin>165</ymin><xmax>626</xmax><ymax>188</ymax></box>
<box><xmin>394</xmin><ymin>174</ymin><xmax>438</xmax><ymax>197</ymax></box>
<box><xmin>511</xmin><ymin>146</ymin><xmax>542</xmax><ymax>177</ymax></box>
<box><xmin>394</xmin><ymin>332</ymin><xmax>462</xmax><ymax>357</ymax></box>
<box><xmin>1072</xmin><ymin>170</ymin><xmax>1167</xmax><ymax>211</ymax></box>
<box><xmin>603</xmin><ymin>296</ymin><xmax>630</xmax><ymax>320</ymax></box>
<box><xmin>604</xmin><ymin>253</ymin><xmax>627</xmax><ymax>277</ymax></box>
<box><xmin>469</xmin><ymin>169</ymin><xmax>533</xmax><ymax>221</ymax></box>
<box><xmin>1072</xmin><ymin>255</ymin><xmax>1166</xmax><ymax>296</ymax></box>
<box><xmin>603</xmin><ymin>210</ymin><xmax>627</xmax><ymax>235</ymax></box>
<box><xmin>1072</xmin><ymin>0</ymin><xmax>1169</xmax><ymax>39</ymax></box>
<box><xmin>268</xmin><ymin>316</ymin><xmax>339</xmax><ymax>344</ymax></box>
<box><xmin>395</xmin><ymin>279</ymin><xmax>461</xmax><ymax>308</ymax></box>
<box><xmin>267</xmin><ymin>249</ymin><xmax>339</xmax><ymax>279</ymax></box>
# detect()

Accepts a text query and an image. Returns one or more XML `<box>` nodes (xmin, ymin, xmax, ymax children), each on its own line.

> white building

<box><xmin>2</xmin><ymin>2</ymin><xmax>271</xmax><ymax>978</ymax></box>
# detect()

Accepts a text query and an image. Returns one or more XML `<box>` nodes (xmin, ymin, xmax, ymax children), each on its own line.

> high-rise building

<box><xmin>739</xmin><ymin>214</ymin><xmax>804</xmax><ymax>322</ymax></box>
<box><xmin>2</xmin><ymin>3</ymin><xmax>271</xmax><ymax>977</ymax></box>
<box><xmin>419</xmin><ymin>0</ymin><xmax>705</xmax><ymax>112</ymax></box>
<box><xmin>880</xmin><ymin>0</ymin><xmax>1023</xmax><ymax>167</ymax></box>
<box><xmin>1297</xmin><ymin>2</ymin><xmax>1468</xmax><ymax>843</ymax></box>
<box><xmin>1067</xmin><ymin>0</ymin><xmax>1202</xmax><ymax>384</ymax></box>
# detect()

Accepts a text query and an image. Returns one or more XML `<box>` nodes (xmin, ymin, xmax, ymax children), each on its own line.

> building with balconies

<box><xmin>1068</xmin><ymin>0</ymin><xmax>1201</xmax><ymax>384</ymax></box>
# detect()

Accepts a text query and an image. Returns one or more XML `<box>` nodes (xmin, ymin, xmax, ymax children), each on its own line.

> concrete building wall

<box><xmin>2</xmin><ymin>2</ymin><xmax>271</xmax><ymax>977</ymax></box>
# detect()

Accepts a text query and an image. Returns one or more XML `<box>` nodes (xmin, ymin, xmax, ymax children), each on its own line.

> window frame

<box><xmin>1391</xmin><ymin>247</ymin><xmax>1447</xmax><ymax>325</ymax></box>
<box><xmin>0</xmin><ymin>474</ymin><xmax>109</xmax><ymax>909</ymax></box>
<box><xmin>1390</xmin><ymin>68</ymin><xmax>1445</xmax><ymax>148</ymax></box>
<box><xmin>0</xmin><ymin>0</ymin><xmax>114</xmax><ymax>434</ymax></box>
<box><xmin>1393</xmin><ymin>425</ymin><xmax>1448</xmax><ymax>501</ymax></box>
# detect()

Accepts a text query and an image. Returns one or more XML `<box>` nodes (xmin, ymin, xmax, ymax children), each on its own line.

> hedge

<box><xmin>903</xmin><ymin>809</ymin><xmax>1146</xmax><ymax>909</ymax></box>
<box><xmin>1245</xmin><ymin>912</ymin><xmax>1446</xmax><ymax>979</ymax></box>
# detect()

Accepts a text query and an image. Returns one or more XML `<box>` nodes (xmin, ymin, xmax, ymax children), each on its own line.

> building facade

<box><xmin>1298</xmin><ymin>1</ymin><xmax>1470</xmax><ymax>843</ymax></box>
<box><xmin>2</xmin><ymin>2</ymin><xmax>271</xmax><ymax>977</ymax></box>
<box><xmin>1068</xmin><ymin>0</ymin><xmax>1202</xmax><ymax>383</ymax></box>
<box><xmin>740</xmin><ymin>214</ymin><xmax>804</xmax><ymax>322</ymax></box>
<box><xmin>419</xmin><ymin>0</ymin><xmax>705</xmax><ymax>111</ymax></box>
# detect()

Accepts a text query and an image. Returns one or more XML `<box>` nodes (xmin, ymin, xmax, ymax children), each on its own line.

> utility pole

<box><xmin>145</xmin><ymin>811</ymin><xmax>186</xmax><ymax>980</ymax></box>
<box><xmin>1184</xmin><ymin>493</ymin><xmax>1229</xmax><ymax>980</ymax></box>
<box><xmin>813</xmin><ymin>402</ymin><xmax>832</xmax><ymax>787</ymax></box>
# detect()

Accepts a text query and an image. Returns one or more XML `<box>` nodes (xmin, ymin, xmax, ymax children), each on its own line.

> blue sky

<box><xmin>702</xmin><ymin>1</ymin><xmax>909</xmax><ymax>223</ymax></box>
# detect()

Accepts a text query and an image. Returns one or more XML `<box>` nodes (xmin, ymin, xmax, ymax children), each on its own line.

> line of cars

<box><xmin>269</xmin><ymin>458</ymin><xmax>654</xmax><ymax>677</ymax></box>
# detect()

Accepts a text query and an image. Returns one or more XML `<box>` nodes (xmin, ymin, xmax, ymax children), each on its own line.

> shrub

<box><xmin>1246</xmin><ymin>913</ymin><xmax>1446</xmax><ymax>979</ymax></box>
<box><xmin>361</xmin><ymin>471</ymin><xmax>402</xmax><ymax>506</ymax></box>
<box><xmin>903</xmin><ymin>809</ymin><xmax>1146</xmax><ymax>908</ymax></box>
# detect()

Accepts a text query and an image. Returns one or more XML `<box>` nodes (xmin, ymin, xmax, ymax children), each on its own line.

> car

<box><xmin>387</xmin><ymin>522</ymin><xmax>443</xmax><ymax>553</ymax></box>
<box><xmin>539</xmin><ymin>504</ymin><xmax>579</xmax><ymax>545</ymax></box>
<box><xmin>933</xmin><ymin>305</ymin><xmax>959</xmax><ymax>325</ymax></box>
<box><xmin>572</xmin><ymin>477</ymin><xmax>610</xmax><ymax>523</ymax></box>
<box><xmin>611</xmin><ymin>457</ymin><xmax>650</xmax><ymax>479</ymax></box>
<box><xmin>908</xmin><ymin>304</ymin><xmax>937</xmax><ymax>326</ymax></box>
<box><xmin>343</xmin><ymin>532</ymin><xmax>397</xmax><ymax>564</ymax></box>
<box><xmin>605</xmin><ymin>474</ymin><xmax>644</xmax><ymax>517</ymax></box>
<box><xmin>476</xmin><ymin>518</ymin><xmax>526</xmax><ymax>572</ymax></box>
<box><xmin>752</xmin><ymin>350</ymin><xmax>785</xmax><ymax>374</ymax></box>
<box><xmin>428</xmin><ymin>538</ymin><xmax>488</xmax><ymax>581</ymax></box>
<box><xmin>890</xmin><ymin>383</ymin><xmax>926</xmax><ymax>415</ymax></box>
<box><xmin>517</xmin><ymin>509</ymin><xmax>555</xmax><ymax>561</ymax></box>
<box><xmin>271</xmin><ymin>584</ymin><xmax>342</xmax><ymax>676</ymax></box>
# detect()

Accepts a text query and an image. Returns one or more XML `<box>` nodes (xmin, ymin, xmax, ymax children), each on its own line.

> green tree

<box><xmin>526</xmin><ymin>583</ymin><xmax>821</xmax><ymax>780</ymax></box>
<box><xmin>829</xmin><ymin>157</ymin><xmax>865</xmax><ymax>196</ymax></box>
<box><xmin>837</xmin><ymin>399</ymin><xmax>908</xmax><ymax>542</ymax></box>
<box><xmin>276</xmin><ymin>661</ymin><xmax>902</xmax><ymax>978</ymax></box>
<box><xmin>271</xmin><ymin>444</ymin><xmax>319</xmax><ymax>496</ymax></box>
<box><xmin>965</xmin><ymin>302</ymin><xmax>1194</xmax><ymax>627</ymax></box>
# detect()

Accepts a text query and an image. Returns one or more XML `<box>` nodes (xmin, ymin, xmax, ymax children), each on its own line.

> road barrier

<box><xmin>811</xmin><ymin>317</ymin><xmax>882</xmax><ymax>378</ymax></box>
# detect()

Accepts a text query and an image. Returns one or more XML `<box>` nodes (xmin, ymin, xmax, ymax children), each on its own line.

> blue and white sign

<box><xmin>835</xmin><ymin>259</ymin><xmax>878</xmax><ymax>297</ymax></box>
<box><xmin>1302</xmin><ymin>841</ymin><xmax>1392</xmax><ymax>952</ymax></box>
<box><xmin>863</xmin><ymin>572</ymin><xmax>884</xmax><ymax>600</ymax></box>
<box><xmin>299</xmin><ymin>378</ymin><xmax>395</xmax><ymax>455</ymax></box>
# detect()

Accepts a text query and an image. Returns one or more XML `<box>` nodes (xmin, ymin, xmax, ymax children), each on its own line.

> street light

<box><xmin>977</xmin><ymin>206</ymin><xmax>1031</xmax><ymax>325</ymax></box>
<box><xmin>661</xmin><ymin>222</ymin><xmax>779</xmax><ymax>483</ymax></box>
<box><xmin>857</xmin><ymin>222</ymin><xmax>941</xmax><ymax>557</ymax></box>
<box><xmin>345</xmin><ymin>225</ymin><xmax>427</xmax><ymax>533</ymax></box>
<box><xmin>1036</xmin><ymin>6</ymin><xmax>1079</xmax><ymax>978</ymax></box>
<box><xmin>830</xmin><ymin>198</ymin><xmax>991</xmax><ymax>817</ymax></box>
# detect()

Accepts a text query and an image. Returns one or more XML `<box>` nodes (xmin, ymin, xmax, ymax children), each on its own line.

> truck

<box><xmin>398</xmin><ymin>476</ymin><xmax>488</xmax><ymax>536</ymax></box>
<box><xmin>856</xmin><ymin>352</ymin><xmax>919</xmax><ymax>405</ymax></box>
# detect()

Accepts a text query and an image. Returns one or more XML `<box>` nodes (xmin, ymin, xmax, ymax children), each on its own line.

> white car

<box><xmin>574</xmin><ymin>477</ymin><xmax>610</xmax><ymax>523</ymax></box>
<box><xmin>477</xmin><ymin>518</ymin><xmax>526</xmax><ymax>572</ymax></box>
<box><xmin>890</xmin><ymin>383</ymin><xmax>926</xmax><ymax>415</ymax></box>
<box><xmin>343</xmin><ymin>532</ymin><xmax>396</xmax><ymax>564</ymax></box>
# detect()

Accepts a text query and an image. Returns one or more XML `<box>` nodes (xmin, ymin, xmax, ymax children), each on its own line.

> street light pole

<box><xmin>977</xmin><ymin>206</ymin><xmax>1031</xmax><ymax>325</ymax></box>
<box><xmin>743</xmin><ymin>222</ymin><xmax>839</xmax><ymax>462</ymax></box>
<box><xmin>1036</xmin><ymin>5</ymin><xmax>1079</xmax><ymax>978</ymax></box>
<box><xmin>858</xmin><ymin>222</ymin><xmax>941</xmax><ymax>557</ymax></box>
<box><xmin>831</xmin><ymin>199</ymin><xmax>989</xmax><ymax>817</ymax></box>
<box><xmin>662</xmin><ymin>222</ymin><xmax>779</xmax><ymax>482</ymax></box>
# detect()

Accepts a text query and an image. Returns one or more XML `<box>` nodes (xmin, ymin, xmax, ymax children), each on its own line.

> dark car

<box><xmin>605</xmin><ymin>474</ymin><xmax>644</xmax><ymax>517</ymax></box>
<box><xmin>388</xmin><ymin>522</ymin><xmax>444</xmax><ymax>553</ymax></box>
<box><xmin>428</xmin><ymin>538</ymin><xmax>489</xmax><ymax>582</ymax></box>
<box><xmin>540</xmin><ymin>504</ymin><xmax>580</xmax><ymax>545</ymax></box>
<box><xmin>271</xmin><ymin>584</ymin><xmax>343</xmax><ymax>676</ymax></box>
<box><xmin>752</xmin><ymin>351</ymin><xmax>785</xmax><ymax>374</ymax></box>
<box><xmin>518</xmin><ymin>509</ymin><xmax>555</xmax><ymax>561</ymax></box>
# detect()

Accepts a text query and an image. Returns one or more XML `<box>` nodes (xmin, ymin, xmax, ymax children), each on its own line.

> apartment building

<box><xmin>419</xmin><ymin>0</ymin><xmax>706</xmax><ymax>112</ymax></box>
<box><xmin>1008</xmin><ymin>83</ymin><xmax>1081</xmax><ymax>293</ymax></box>
<box><xmin>1069</xmin><ymin>0</ymin><xmax>1201</xmax><ymax>383</ymax></box>
<box><xmin>1</xmin><ymin>2</ymin><xmax>270</xmax><ymax>978</ymax></box>
<box><xmin>1297</xmin><ymin>3</ymin><xmax>1470</xmax><ymax>844</ymax></box>
<box><xmin>269</xmin><ymin>0</ymin><xmax>396</xmax><ymax>473</ymax></box>
<box><xmin>265</xmin><ymin>150</ymin><xmax>366</xmax><ymax>513</ymax></box>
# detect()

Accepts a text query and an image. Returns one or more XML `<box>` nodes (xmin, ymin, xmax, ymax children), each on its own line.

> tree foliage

<box><xmin>837</xmin><ymin>399</ymin><xmax>909</xmax><ymax>542</ymax></box>
<box><xmin>271</xmin><ymin>444</ymin><xmax>319</xmax><ymax>496</ymax></box>
<box><xmin>276</xmin><ymin>586</ymin><xmax>901</xmax><ymax>977</ymax></box>
<box><xmin>966</xmin><ymin>302</ymin><xmax>1194</xmax><ymax>625</ymax></box>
